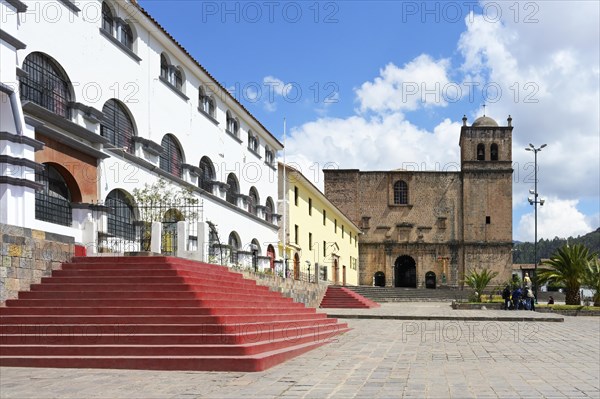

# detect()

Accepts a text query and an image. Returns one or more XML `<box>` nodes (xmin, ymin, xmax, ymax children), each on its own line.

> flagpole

<box><xmin>282</xmin><ymin>118</ymin><xmax>287</xmax><ymax>277</ymax></box>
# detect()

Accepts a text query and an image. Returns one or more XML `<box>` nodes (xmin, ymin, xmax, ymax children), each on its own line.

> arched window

<box><xmin>160</xmin><ymin>54</ymin><xmax>169</xmax><ymax>80</ymax></box>
<box><xmin>226</xmin><ymin>173</ymin><xmax>239</xmax><ymax>205</ymax></box>
<box><xmin>198</xmin><ymin>156</ymin><xmax>215</xmax><ymax>193</ymax></box>
<box><xmin>477</xmin><ymin>143</ymin><xmax>485</xmax><ymax>161</ymax></box>
<box><xmin>101</xmin><ymin>99</ymin><xmax>135</xmax><ymax>153</ymax></box>
<box><xmin>228</xmin><ymin>232</ymin><xmax>240</xmax><ymax>264</ymax></box>
<box><xmin>102</xmin><ymin>2</ymin><xmax>114</xmax><ymax>33</ymax></box>
<box><xmin>393</xmin><ymin>180</ymin><xmax>408</xmax><ymax>205</ymax></box>
<box><xmin>160</xmin><ymin>134</ymin><xmax>183</xmax><ymax>177</ymax></box>
<box><xmin>105</xmin><ymin>189</ymin><xmax>136</xmax><ymax>240</ymax></box>
<box><xmin>491</xmin><ymin>143</ymin><xmax>499</xmax><ymax>161</ymax></box>
<box><xmin>101</xmin><ymin>2</ymin><xmax>135</xmax><ymax>51</ymax></box>
<box><xmin>20</xmin><ymin>52</ymin><xmax>72</xmax><ymax>118</ymax></box>
<box><xmin>251</xmin><ymin>238</ymin><xmax>261</xmax><ymax>255</ymax></box>
<box><xmin>248</xmin><ymin>187</ymin><xmax>259</xmax><ymax>215</ymax></box>
<box><xmin>226</xmin><ymin>111</ymin><xmax>239</xmax><ymax>136</ymax></box>
<box><xmin>265</xmin><ymin>197</ymin><xmax>274</xmax><ymax>223</ymax></box>
<box><xmin>173</xmin><ymin>67</ymin><xmax>183</xmax><ymax>90</ymax></box>
<box><xmin>248</xmin><ymin>131</ymin><xmax>258</xmax><ymax>152</ymax></box>
<box><xmin>265</xmin><ymin>146</ymin><xmax>274</xmax><ymax>165</ymax></box>
<box><xmin>35</xmin><ymin>164</ymin><xmax>72</xmax><ymax>226</ymax></box>
<box><xmin>119</xmin><ymin>23</ymin><xmax>133</xmax><ymax>50</ymax></box>
<box><xmin>199</xmin><ymin>86</ymin><xmax>215</xmax><ymax>117</ymax></box>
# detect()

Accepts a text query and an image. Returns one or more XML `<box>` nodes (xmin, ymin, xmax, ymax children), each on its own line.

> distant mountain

<box><xmin>513</xmin><ymin>228</ymin><xmax>600</xmax><ymax>264</ymax></box>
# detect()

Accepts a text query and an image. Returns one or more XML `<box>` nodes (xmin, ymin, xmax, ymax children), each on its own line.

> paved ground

<box><xmin>1</xmin><ymin>303</ymin><xmax>598</xmax><ymax>399</ymax></box>
<box><xmin>320</xmin><ymin>302</ymin><xmax>565</xmax><ymax>322</ymax></box>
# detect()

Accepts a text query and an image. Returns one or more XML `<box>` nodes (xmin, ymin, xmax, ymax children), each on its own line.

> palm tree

<box><xmin>538</xmin><ymin>244</ymin><xmax>597</xmax><ymax>305</ymax></box>
<box><xmin>581</xmin><ymin>258</ymin><xmax>600</xmax><ymax>307</ymax></box>
<box><xmin>464</xmin><ymin>268</ymin><xmax>499</xmax><ymax>302</ymax></box>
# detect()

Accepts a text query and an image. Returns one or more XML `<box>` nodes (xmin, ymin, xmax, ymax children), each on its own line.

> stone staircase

<box><xmin>345</xmin><ymin>286</ymin><xmax>469</xmax><ymax>302</ymax></box>
<box><xmin>0</xmin><ymin>256</ymin><xmax>349</xmax><ymax>372</ymax></box>
<box><xmin>320</xmin><ymin>286</ymin><xmax>380</xmax><ymax>309</ymax></box>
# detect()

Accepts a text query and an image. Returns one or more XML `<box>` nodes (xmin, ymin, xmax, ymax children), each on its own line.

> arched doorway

<box><xmin>425</xmin><ymin>271</ymin><xmax>436</xmax><ymax>289</ymax></box>
<box><xmin>374</xmin><ymin>271</ymin><xmax>386</xmax><ymax>287</ymax></box>
<box><xmin>394</xmin><ymin>255</ymin><xmax>416</xmax><ymax>288</ymax></box>
<box><xmin>266</xmin><ymin>244</ymin><xmax>275</xmax><ymax>270</ymax></box>
<box><xmin>293</xmin><ymin>253</ymin><xmax>300</xmax><ymax>280</ymax></box>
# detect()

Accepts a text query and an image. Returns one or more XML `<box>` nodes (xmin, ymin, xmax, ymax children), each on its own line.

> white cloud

<box><xmin>284</xmin><ymin>1</ymin><xmax>599</xmax><ymax>237</ymax></box>
<box><xmin>516</xmin><ymin>197</ymin><xmax>593</xmax><ymax>241</ymax></box>
<box><xmin>263</xmin><ymin>75</ymin><xmax>287</xmax><ymax>97</ymax></box>
<box><xmin>355</xmin><ymin>55</ymin><xmax>451</xmax><ymax>113</ymax></box>
<box><xmin>285</xmin><ymin>114</ymin><xmax>461</xmax><ymax>190</ymax></box>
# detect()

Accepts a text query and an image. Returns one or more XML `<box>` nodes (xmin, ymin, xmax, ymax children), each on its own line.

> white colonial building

<box><xmin>0</xmin><ymin>0</ymin><xmax>282</xmax><ymax>268</ymax></box>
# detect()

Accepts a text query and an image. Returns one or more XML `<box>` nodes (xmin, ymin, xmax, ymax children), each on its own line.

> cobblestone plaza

<box><xmin>1</xmin><ymin>303</ymin><xmax>598</xmax><ymax>399</ymax></box>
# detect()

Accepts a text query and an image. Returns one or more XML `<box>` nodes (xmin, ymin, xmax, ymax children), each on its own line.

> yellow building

<box><xmin>278</xmin><ymin>163</ymin><xmax>361</xmax><ymax>286</ymax></box>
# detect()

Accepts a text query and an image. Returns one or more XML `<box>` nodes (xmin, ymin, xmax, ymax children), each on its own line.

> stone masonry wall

<box><xmin>1</xmin><ymin>223</ymin><xmax>74</xmax><ymax>305</ymax></box>
<box><xmin>242</xmin><ymin>271</ymin><xmax>328</xmax><ymax>308</ymax></box>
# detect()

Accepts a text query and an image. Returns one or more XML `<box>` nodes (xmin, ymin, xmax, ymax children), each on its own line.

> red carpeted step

<box><xmin>0</xmin><ymin>323</ymin><xmax>346</xmax><ymax>346</ymax></box>
<box><xmin>17</xmin><ymin>290</ymin><xmax>297</xmax><ymax>303</ymax></box>
<box><xmin>0</xmin><ymin>340</ymin><xmax>336</xmax><ymax>372</ymax></box>
<box><xmin>0</xmin><ymin>318</ymin><xmax>341</xmax><ymax>336</ymax></box>
<box><xmin>0</xmin><ymin>256</ymin><xmax>349</xmax><ymax>371</ymax></box>
<box><xmin>320</xmin><ymin>286</ymin><xmax>380</xmax><ymax>309</ymax></box>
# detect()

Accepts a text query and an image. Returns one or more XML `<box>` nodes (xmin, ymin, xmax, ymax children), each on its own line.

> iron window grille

<box><xmin>226</xmin><ymin>174</ymin><xmax>239</xmax><ymax>205</ymax></box>
<box><xmin>393</xmin><ymin>180</ymin><xmax>408</xmax><ymax>205</ymax></box>
<box><xmin>101</xmin><ymin>99</ymin><xmax>134</xmax><ymax>153</ymax></box>
<box><xmin>199</xmin><ymin>157</ymin><xmax>215</xmax><ymax>192</ymax></box>
<box><xmin>35</xmin><ymin>164</ymin><xmax>72</xmax><ymax>227</ymax></box>
<box><xmin>105</xmin><ymin>190</ymin><xmax>136</xmax><ymax>241</ymax></box>
<box><xmin>159</xmin><ymin>134</ymin><xmax>183</xmax><ymax>177</ymax></box>
<box><xmin>265</xmin><ymin>198</ymin><xmax>274</xmax><ymax>223</ymax></box>
<box><xmin>228</xmin><ymin>233</ymin><xmax>240</xmax><ymax>264</ymax></box>
<box><xmin>248</xmin><ymin>188</ymin><xmax>259</xmax><ymax>215</ymax></box>
<box><xmin>20</xmin><ymin>52</ymin><xmax>71</xmax><ymax>118</ymax></box>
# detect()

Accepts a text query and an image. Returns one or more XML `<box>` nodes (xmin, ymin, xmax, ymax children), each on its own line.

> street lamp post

<box><xmin>526</xmin><ymin>143</ymin><xmax>547</xmax><ymax>302</ymax></box>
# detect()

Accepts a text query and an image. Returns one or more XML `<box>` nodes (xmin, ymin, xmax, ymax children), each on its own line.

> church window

<box><xmin>393</xmin><ymin>180</ymin><xmax>408</xmax><ymax>205</ymax></box>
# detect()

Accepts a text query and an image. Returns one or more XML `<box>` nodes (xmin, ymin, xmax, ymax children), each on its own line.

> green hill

<box><xmin>513</xmin><ymin>228</ymin><xmax>600</xmax><ymax>264</ymax></box>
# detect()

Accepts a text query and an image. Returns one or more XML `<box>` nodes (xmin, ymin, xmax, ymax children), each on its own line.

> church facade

<box><xmin>323</xmin><ymin>115</ymin><xmax>514</xmax><ymax>289</ymax></box>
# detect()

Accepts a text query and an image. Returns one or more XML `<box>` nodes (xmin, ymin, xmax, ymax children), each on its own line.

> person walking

<box><xmin>502</xmin><ymin>285</ymin><xmax>511</xmax><ymax>310</ymax></box>
<box><xmin>512</xmin><ymin>286</ymin><xmax>522</xmax><ymax>310</ymax></box>
<box><xmin>526</xmin><ymin>287</ymin><xmax>535</xmax><ymax>311</ymax></box>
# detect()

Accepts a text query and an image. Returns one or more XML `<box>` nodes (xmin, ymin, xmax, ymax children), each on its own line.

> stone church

<box><xmin>323</xmin><ymin>115</ymin><xmax>514</xmax><ymax>289</ymax></box>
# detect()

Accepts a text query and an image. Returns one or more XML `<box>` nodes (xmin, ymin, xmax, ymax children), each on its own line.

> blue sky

<box><xmin>139</xmin><ymin>1</ymin><xmax>600</xmax><ymax>242</ymax></box>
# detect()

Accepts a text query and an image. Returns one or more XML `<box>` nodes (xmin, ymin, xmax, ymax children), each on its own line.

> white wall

<box><xmin>12</xmin><ymin>0</ymin><xmax>282</xmax><ymax>254</ymax></box>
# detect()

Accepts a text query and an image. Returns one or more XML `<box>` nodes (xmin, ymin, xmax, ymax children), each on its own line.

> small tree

<box><xmin>581</xmin><ymin>258</ymin><xmax>600</xmax><ymax>307</ymax></box>
<box><xmin>538</xmin><ymin>243</ymin><xmax>597</xmax><ymax>305</ymax></box>
<box><xmin>464</xmin><ymin>268</ymin><xmax>499</xmax><ymax>302</ymax></box>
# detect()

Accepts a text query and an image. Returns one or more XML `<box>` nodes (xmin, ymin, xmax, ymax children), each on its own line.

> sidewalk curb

<box><xmin>326</xmin><ymin>314</ymin><xmax>564</xmax><ymax>322</ymax></box>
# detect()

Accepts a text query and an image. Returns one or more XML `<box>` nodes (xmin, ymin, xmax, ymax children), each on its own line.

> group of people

<box><xmin>501</xmin><ymin>273</ymin><xmax>536</xmax><ymax>311</ymax></box>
